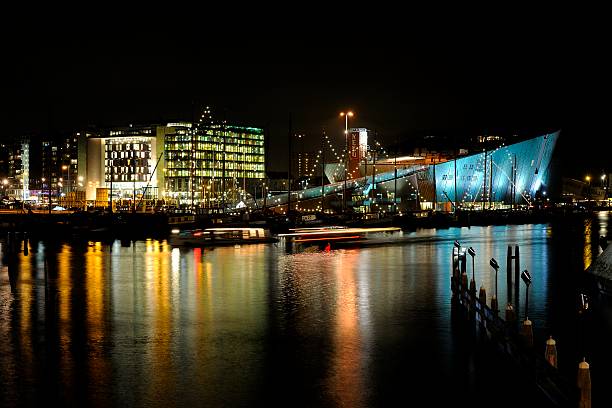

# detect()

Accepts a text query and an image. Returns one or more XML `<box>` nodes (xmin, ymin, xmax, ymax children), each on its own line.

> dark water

<box><xmin>1</xmin><ymin>212</ymin><xmax>611</xmax><ymax>407</ymax></box>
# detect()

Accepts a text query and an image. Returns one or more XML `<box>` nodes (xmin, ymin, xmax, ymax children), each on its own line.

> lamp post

<box><xmin>2</xmin><ymin>178</ymin><xmax>7</xmax><ymax>199</ymax></box>
<box><xmin>521</xmin><ymin>269</ymin><xmax>532</xmax><ymax>320</ymax></box>
<box><xmin>585</xmin><ymin>175</ymin><xmax>591</xmax><ymax>204</ymax></box>
<box><xmin>490</xmin><ymin>258</ymin><xmax>499</xmax><ymax>312</ymax></box>
<box><xmin>339</xmin><ymin>111</ymin><xmax>354</xmax><ymax>213</ymax></box>
<box><xmin>468</xmin><ymin>247</ymin><xmax>476</xmax><ymax>294</ymax></box>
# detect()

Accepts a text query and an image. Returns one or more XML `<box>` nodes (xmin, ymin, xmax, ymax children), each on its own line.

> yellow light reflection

<box><xmin>584</xmin><ymin>219</ymin><xmax>592</xmax><ymax>270</ymax></box>
<box><xmin>85</xmin><ymin>240</ymin><xmax>110</xmax><ymax>390</ymax></box>
<box><xmin>331</xmin><ymin>251</ymin><xmax>363</xmax><ymax>407</ymax></box>
<box><xmin>57</xmin><ymin>243</ymin><xmax>73</xmax><ymax>388</ymax></box>
<box><xmin>18</xmin><ymin>248</ymin><xmax>34</xmax><ymax>376</ymax></box>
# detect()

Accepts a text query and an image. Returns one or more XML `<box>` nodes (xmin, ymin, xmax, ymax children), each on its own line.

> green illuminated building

<box><xmin>163</xmin><ymin>122</ymin><xmax>265</xmax><ymax>206</ymax></box>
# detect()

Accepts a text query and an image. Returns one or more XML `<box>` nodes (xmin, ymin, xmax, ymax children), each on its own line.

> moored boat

<box><xmin>169</xmin><ymin>227</ymin><xmax>278</xmax><ymax>246</ymax></box>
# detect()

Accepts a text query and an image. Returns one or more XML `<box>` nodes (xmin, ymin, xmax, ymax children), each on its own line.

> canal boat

<box><xmin>169</xmin><ymin>227</ymin><xmax>278</xmax><ymax>247</ymax></box>
<box><xmin>278</xmin><ymin>226</ymin><xmax>400</xmax><ymax>249</ymax></box>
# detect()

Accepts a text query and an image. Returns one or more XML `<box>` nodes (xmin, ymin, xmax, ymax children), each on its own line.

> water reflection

<box><xmin>0</xmin><ymin>215</ymin><xmax>610</xmax><ymax>407</ymax></box>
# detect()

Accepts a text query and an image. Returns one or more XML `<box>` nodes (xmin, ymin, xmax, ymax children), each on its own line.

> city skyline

<box><xmin>3</xmin><ymin>30</ymin><xmax>608</xmax><ymax>177</ymax></box>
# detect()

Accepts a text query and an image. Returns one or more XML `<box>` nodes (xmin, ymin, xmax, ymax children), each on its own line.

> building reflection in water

<box><xmin>0</xmin><ymin>215</ymin><xmax>610</xmax><ymax>407</ymax></box>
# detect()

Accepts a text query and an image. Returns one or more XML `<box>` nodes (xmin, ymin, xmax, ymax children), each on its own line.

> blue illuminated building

<box><xmin>259</xmin><ymin>131</ymin><xmax>559</xmax><ymax>213</ymax></box>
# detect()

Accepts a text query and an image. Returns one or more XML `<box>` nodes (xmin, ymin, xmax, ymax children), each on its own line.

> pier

<box><xmin>451</xmin><ymin>243</ymin><xmax>591</xmax><ymax>407</ymax></box>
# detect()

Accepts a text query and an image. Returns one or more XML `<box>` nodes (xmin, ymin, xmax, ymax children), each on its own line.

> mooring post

<box><xmin>577</xmin><ymin>358</ymin><xmax>591</xmax><ymax>408</ymax></box>
<box><xmin>459</xmin><ymin>248</ymin><xmax>468</xmax><ymax>294</ymax></box>
<box><xmin>514</xmin><ymin>245</ymin><xmax>520</xmax><ymax>318</ymax></box>
<box><xmin>505</xmin><ymin>303</ymin><xmax>515</xmax><ymax>325</ymax></box>
<box><xmin>545</xmin><ymin>336</ymin><xmax>558</xmax><ymax>368</ymax></box>
<box><xmin>452</xmin><ymin>241</ymin><xmax>461</xmax><ymax>286</ymax></box>
<box><xmin>478</xmin><ymin>286</ymin><xmax>487</xmax><ymax>306</ymax></box>
<box><xmin>506</xmin><ymin>245</ymin><xmax>513</xmax><ymax>303</ymax></box>
<box><xmin>478</xmin><ymin>286</ymin><xmax>487</xmax><ymax>320</ymax></box>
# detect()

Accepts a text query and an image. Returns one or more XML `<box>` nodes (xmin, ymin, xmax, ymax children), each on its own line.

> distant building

<box><xmin>6</xmin><ymin>137</ymin><xmax>29</xmax><ymax>200</ymax></box>
<box><xmin>40</xmin><ymin>131</ymin><xmax>89</xmax><ymax>195</ymax></box>
<box><xmin>295</xmin><ymin>151</ymin><xmax>318</xmax><ymax>178</ymax></box>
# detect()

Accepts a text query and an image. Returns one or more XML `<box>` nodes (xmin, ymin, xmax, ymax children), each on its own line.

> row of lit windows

<box><xmin>165</xmin><ymin>146</ymin><xmax>264</xmax><ymax>156</ymax></box>
<box><xmin>165</xmin><ymin>173</ymin><xmax>266</xmax><ymax>184</ymax></box>
<box><xmin>167</xmin><ymin>130</ymin><xmax>263</xmax><ymax>138</ymax></box>
<box><xmin>165</xmin><ymin>153</ymin><xmax>265</xmax><ymax>162</ymax></box>
<box><xmin>165</xmin><ymin>160</ymin><xmax>265</xmax><ymax>170</ymax></box>
<box><xmin>104</xmin><ymin>174</ymin><xmax>149</xmax><ymax>182</ymax></box>
<box><xmin>165</xmin><ymin>136</ymin><xmax>264</xmax><ymax>146</ymax></box>
<box><xmin>106</xmin><ymin>151</ymin><xmax>151</xmax><ymax>159</ymax></box>
<box><xmin>105</xmin><ymin>166</ymin><xmax>150</xmax><ymax>175</ymax></box>
<box><xmin>105</xmin><ymin>158</ymin><xmax>150</xmax><ymax>167</ymax></box>
<box><xmin>165</xmin><ymin>169</ymin><xmax>265</xmax><ymax>178</ymax></box>
<box><xmin>164</xmin><ymin>141</ymin><xmax>264</xmax><ymax>151</ymax></box>
<box><xmin>105</xmin><ymin>143</ymin><xmax>151</xmax><ymax>151</ymax></box>
<box><xmin>109</xmin><ymin>129</ymin><xmax>153</xmax><ymax>136</ymax></box>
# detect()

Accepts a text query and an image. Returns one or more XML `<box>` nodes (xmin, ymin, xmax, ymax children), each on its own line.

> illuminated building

<box><xmin>266</xmin><ymin>131</ymin><xmax>560</xmax><ymax>213</ymax></box>
<box><xmin>41</xmin><ymin>131</ymin><xmax>89</xmax><ymax>193</ymax></box>
<box><xmin>163</xmin><ymin>122</ymin><xmax>265</xmax><ymax>206</ymax></box>
<box><xmin>85</xmin><ymin>119</ymin><xmax>266</xmax><ymax>207</ymax></box>
<box><xmin>86</xmin><ymin>124</ymin><xmax>164</xmax><ymax>202</ymax></box>
<box><xmin>6</xmin><ymin>137</ymin><xmax>29</xmax><ymax>200</ymax></box>
<box><xmin>296</xmin><ymin>151</ymin><xmax>317</xmax><ymax>178</ymax></box>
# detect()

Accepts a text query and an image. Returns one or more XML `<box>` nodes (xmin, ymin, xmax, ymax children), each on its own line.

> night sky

<box><xmin>3</xmin><ymin>24</ymin><xmax>608</xmax><ymax>179</ymax></box>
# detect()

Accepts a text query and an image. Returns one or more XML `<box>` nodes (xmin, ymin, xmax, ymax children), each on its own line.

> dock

<box><xmin>451</xmin><ymin>243</ymin><xmax>587</xmax><ymax>407</ymax></box>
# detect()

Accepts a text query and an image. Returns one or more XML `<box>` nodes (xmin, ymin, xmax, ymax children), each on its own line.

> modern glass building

<box><xmin>85</xmin><ymin>121</ymin><xmax>266</xmax><ymax>207</ymax></box>
<box><xmin>163</xmin><ymin>123</ymin><xmax>265</xmax><ymax>206</ymax></box>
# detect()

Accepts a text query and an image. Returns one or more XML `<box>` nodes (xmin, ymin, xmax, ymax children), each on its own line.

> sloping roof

<box><xmin>587</xmin><ymin>244</ymin><xmax>612</xmax><ymax>280</ymax></box>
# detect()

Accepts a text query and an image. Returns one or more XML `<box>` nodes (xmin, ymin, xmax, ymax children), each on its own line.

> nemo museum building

<box><xmin>289</xmin><ymin>131</ymin><xmax>559</xmax><ymax>213</ymax></box>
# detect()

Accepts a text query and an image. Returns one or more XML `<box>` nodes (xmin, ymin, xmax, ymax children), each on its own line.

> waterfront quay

<box><xmin>0</xmin><ymin>206</ymin><xmax>597</xmax><ymax>240</ymax></box>
<box><xmin>1</xmin><ymin>211</ymin><xmax>610</xmax><ymax>407</ymax></box>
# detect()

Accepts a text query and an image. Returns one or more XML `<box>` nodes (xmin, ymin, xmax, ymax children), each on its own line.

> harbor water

<box><xmin>1</xmin><ymin>212</ymin><xmax>610</xmax><ymax>407</ymax></box>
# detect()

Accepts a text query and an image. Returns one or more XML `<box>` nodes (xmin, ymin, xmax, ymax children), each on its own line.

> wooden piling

<box><xmin>470</xmin><ymin>278</ymin><xmax>476</xmax><ymax>295</ymax></box>
<box><xmin>505</xmin><ymin>303</ymin><xmax>515</xmax><ymax>324</ymax></box>
<box><xmin>506</xmin><ymin>245</ymin><xmax>513</xmax><ymax>302</ymax></box>
<box><xmin>478</xmin><ymin>286</ymin><xmax>487</xmax><ymax>305</ymax></box>
<box><xmin>521</xmin><ymin>318</ymin><xmax>533</xmax><ymax>347</ymax></box>
<box><xmin>577</xmin><ymin>359</ymin><xmax>591</xmax><ymax>408</ymax></box>
<box><xmin>514</xmin><ymin>245</ymin><xmax>520</xmax><ymax>317</ymax></box>
<box><xmin>545</xmin><ymin>336</ymin><xmax>557</xmax><ymax>368</ymax></box>
<box><xmin>491</xmin><ymin>296</ymin><xmax>498</xmax><ymax>314</ymax></box>
<box><xmin>479</xmin><ymin>286</ymin><xmax>487</xmax><ymax>319</ymax></box>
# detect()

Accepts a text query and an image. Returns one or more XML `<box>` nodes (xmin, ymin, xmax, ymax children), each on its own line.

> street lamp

<box><xmin>585</xmin><ymin>175</ymin><xmax>591</xmax><ymax>203</ymax></box>
<box><xmin>520</xmin><ymin>269</ymin><xmax>532</xmax><ymax>320</ymax></box>
<box><xmin>490</xmin><ymin>258</ymin><xmax>499</xmax><ymax>312</ymax></box>
<box><xmin>339</xmin><ymin>111</ymin><xmax>354</xmax><ymax>212</ymax></box>
<box><xmin>468</xmin><ymin>247</ymin><xmax>476</xmax><ymax>294</ymax></box>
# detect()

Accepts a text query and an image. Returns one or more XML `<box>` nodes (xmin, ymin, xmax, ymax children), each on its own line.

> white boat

<box><xmin>278</xmin><ymin>226</ymin><xmax>400</xmax><ymax>247</ymax></box>
<box><xmin>169</xmin><ymin>227</ymin><xmax>278</xmax><ymax>247</ymax></box>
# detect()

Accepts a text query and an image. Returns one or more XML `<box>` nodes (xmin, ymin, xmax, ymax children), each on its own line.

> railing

<box><xmin>450</xmin><ymin>246</ymin><xmax>581</xmax><ymax>407</ymax></box>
